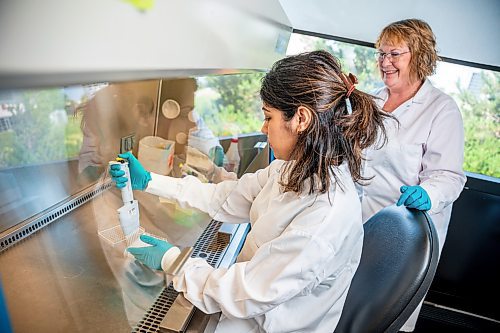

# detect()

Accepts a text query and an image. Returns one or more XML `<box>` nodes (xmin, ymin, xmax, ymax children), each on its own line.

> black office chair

<box><xmin>334</xmin><ymin>205</ymin><xmax>439</xmax><ymax>333</ymax></box>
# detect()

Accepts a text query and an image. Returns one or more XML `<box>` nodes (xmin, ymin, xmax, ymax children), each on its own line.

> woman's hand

<box><xmin>109</xmin><ymin>151</ymin><xmax>152</xmax><ymax>190</ymax></box>
<box><xmin>127</xmin><ymin>234</ymin><xmax>176</xmax><ymax>270</ymax></box>
<box><xmin>397</xmin><ymin>185</ymin><xmax>431</xmax><ymax>211</ymax></box>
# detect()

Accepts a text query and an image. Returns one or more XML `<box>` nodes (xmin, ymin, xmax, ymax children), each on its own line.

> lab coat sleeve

<box><xmin>419</xmin><ymin>99</ymin><xmax>466</xmax><ymax>214</ymax></box>
<box><xmin>171</xmin><ymin>207</ymin><xmax>349</xmax><ymax>319</ymax></box>
<box><xmin>145</xmin><ymin>163</ymin><xmax>273</xmax><ymax>223</ymax></box>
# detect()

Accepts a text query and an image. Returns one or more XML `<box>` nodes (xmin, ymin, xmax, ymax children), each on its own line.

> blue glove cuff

<box><xmin>141</xmin><ymin>171</ymin><xmax>152</xmax><ymax>190</ymax></box>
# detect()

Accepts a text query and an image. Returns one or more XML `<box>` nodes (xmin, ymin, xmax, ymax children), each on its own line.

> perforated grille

<box><xmin>0</xmin><ymin>182</ymin><xmax>112</xmax><ymax>253</ymax></box>
<box><xmin>133</xmin><ymin>220</ymin><xmax>228</xmax><ymax>333</ymax></box>
<box><xmin>133</xmin><ymin>287</ymin><xmax>179</xmax><ymax>333</ymax></box>
<box><xmin>191</xmin><ymin>220</ymin><xmax>226</xmax><ymax>267</ymax></box>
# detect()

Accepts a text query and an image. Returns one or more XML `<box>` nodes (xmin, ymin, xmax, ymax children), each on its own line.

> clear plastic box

<box><xmin>138</xmin><ymin>136</ymin><xmax>175</xmax><ymax>175</ymax></box>
<box><xmin>98</xmin><ymin>224</ymin><xmax>145</xmax><ymax>249</ymax></box>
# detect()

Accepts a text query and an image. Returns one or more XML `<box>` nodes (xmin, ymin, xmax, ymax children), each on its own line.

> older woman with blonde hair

<box><xmin>358</xmin><ymin>18</ymin><xmax>467</xmax><ymax>332</ymax></box>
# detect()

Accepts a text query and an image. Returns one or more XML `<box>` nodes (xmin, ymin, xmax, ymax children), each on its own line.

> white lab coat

<box><xmin>146</xmin><ymin>159</ymin><xmax>364</xmax><ymax>333</ymax></box>
<box><xmin>358</xmin><ymin>79</ymin><xmax>466</xmax><ymax>331</ymax></box>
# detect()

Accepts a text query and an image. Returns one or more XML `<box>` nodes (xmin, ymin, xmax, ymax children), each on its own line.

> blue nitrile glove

<box><xmin>397</xmin><ymin>185</ymin><xmax>432</xmax><ymax>211</ymax></box>
<box><xmin>127</xmin><ymin>234</ymin><xmax>174</xmax><ymax>270</ymax></box>
<box><xmin>109</xmin><ymin>151</ymin><xmax>152</xmax><ymax>190</ymax></box>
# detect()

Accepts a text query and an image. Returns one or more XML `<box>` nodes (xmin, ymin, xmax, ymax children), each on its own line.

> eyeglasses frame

<box><xmin>376</xmin><ymin>50</ymin><xmax>411</xmax><ymax>62</ymax></box>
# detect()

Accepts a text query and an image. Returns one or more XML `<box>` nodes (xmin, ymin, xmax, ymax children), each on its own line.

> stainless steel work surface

<box><xmin>0</xmin><ymin>187</ymin><xmax>212</xmax><ymax>333</ymax></box>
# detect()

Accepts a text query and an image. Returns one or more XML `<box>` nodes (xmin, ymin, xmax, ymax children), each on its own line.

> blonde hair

<box><xmin>375</xmin><ymin>19</ymin><xmax>440</xmax><ymax>82</ymax></box>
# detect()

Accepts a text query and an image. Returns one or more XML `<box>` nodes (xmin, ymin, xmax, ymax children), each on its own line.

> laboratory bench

<box><xmin>0</xmin><ymin>135</ymin><xmax>268</xmax><ymax>332</ymax></box>
<box><xmin>0</xmin><ymin>183</ymin><xmax>248</xmax><ymax>333</ymax></box>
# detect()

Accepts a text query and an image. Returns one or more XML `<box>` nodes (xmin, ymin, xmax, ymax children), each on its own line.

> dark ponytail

<box><xmin>337</xmin><ymin>86</ymin><xmax>390</xmax><ymax>183</ymax></box>
<box><xmin>260</xmin><ymin>50</ymin><xmax>391</xmax><ymax>194</ymax></box>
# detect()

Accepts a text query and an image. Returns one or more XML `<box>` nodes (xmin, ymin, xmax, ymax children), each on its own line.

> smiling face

<box><xmin>260</xmin><ymin>104</ymin><xmax>299</xmax><ymax>161</ymax></box>
<box><xmin>377</xmin><ymin>42</ymin><xmax>412</xmax><ymax>92</ymax></box>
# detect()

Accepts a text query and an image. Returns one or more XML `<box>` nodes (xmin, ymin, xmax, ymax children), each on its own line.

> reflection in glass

<box><xmin>0</xmin><ymin>73</ymin><xmax>269</xmax><ymax>331</ymax></box>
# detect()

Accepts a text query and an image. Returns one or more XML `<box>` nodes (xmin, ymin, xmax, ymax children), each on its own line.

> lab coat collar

<box><xmin>282</xmin><ymin>160</ymin><xmax>310</xmax><ymax>198</ymax></box>
<box><xmin>375</xmin><ymin>78</ymin><xmax>433</xmax><ymax>117</ymax></box>
<box><xmin>411</xmin><ymin>79</ymin><xmax>433</xmax><ymax>104</ymax></box>
<box><xmin>276</xmin><ymin>160</ymin><xmax>322</xmax><ymax>199</ymax></box>
<box><xmin>376</xmin><ymin>78</ymin><xmax>432</xmax><ymax>106</ymax></box>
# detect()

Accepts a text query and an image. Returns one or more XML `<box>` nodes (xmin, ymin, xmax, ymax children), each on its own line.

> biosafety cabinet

<box><xmin>2</xmin><ymin>0</ymin><xmax>500</xmax><ymax>332</ymax></box>
<box><xmin>0</xmin><ymin>1</ymin><xmax>290</xmax><ymax>332</ymax></box>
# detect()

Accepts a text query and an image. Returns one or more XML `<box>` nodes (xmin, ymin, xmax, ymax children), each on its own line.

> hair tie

<box><xmin>339</xmin><ymin>73</ymin><xmax>358</xmax><ymax>115</ymax></box>
<box><xmin>340</xmin><ymin>72</ymin><xmax>358</xmax><ymax>97</ymax></box>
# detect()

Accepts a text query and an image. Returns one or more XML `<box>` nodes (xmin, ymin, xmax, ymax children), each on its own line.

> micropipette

<box><xmin>109</xmin><ymin>158</ymin><xmax>140</xmax><ymax>243</ymax></box>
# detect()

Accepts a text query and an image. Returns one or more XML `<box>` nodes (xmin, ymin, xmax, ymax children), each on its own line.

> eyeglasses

<box><xmin>375</xmin><ymin>51</ymin><xmax>410</xmax><ymax>62</ymax></box>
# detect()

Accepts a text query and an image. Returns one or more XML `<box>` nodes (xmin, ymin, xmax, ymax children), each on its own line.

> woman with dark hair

<box><xmin>110</xmin><ymin>50</ymin><xmax>391</xmax><ymax>332</ymax></box>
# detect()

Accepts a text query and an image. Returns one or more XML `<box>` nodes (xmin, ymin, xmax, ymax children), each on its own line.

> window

<box><xmin>0</xmin><ymin>85</ymin><xmax>106</xmax><ymax>169</ymax></box>
<box><xmin>195</xmin><ymin>73</ymin><xmax>265</xmax><ymax>137</ymax></box>
<box><xmin>287</xmin><ymin>33</ymin><xmax>499</xmax><ymax>178</ymax></box>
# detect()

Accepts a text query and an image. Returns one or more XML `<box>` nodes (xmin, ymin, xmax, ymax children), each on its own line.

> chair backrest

<box><xmin>334</xmin><ymin>205</ymin><xmax>439</xmax><ymax>333</ymax></box>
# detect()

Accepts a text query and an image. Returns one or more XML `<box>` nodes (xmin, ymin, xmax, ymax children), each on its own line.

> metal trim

<box><xmin>292</xmin><ymin>29</ymin><xmax>500</xmax><ymax>72</ymax></box>
<box><xmin>423</xmin><ymin>301</ymin><xmax>500</xmax><ymax>324</ymax></box>
<box><xmin>0</xmin><ymin>180</ymin><xmax>112</xmax><ymax>253</ymax></box>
